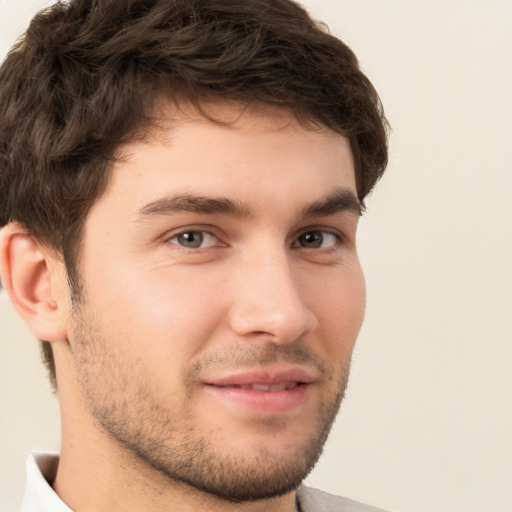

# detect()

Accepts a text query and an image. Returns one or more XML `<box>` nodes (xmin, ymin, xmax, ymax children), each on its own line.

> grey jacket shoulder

<box><xmin>297</xmin><ymin>486</ymin><xmax>391</xmax><ymax>512</ymax></box>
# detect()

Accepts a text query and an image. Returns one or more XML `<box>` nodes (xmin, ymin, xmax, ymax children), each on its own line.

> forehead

<box><xmin>94</xmin><ymin>102</ymin><xmax>356</xmax><ymax>218</ymax></box>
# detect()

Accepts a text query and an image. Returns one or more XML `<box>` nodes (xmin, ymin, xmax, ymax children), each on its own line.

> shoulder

<box><xmin>297</xmin><ymin>486</ymin><xmax>393</xmax><ymax>512</ymax></box>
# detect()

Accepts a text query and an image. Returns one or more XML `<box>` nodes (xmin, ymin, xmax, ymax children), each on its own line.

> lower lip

<box><xmin>204</xmin><ymin>384</ymin><xmax>310</xmax><ymax>415</ymax></box>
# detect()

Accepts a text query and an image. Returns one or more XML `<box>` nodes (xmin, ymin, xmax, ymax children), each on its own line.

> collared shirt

<box><xmin>20</xmin><ymin>453</ymin><xmax>72</xmax><ymax>512</ymax></box>
<box><xmin>20</xmin><ymin>453</ymin><xmax>388</xmax><ymax>512</ymax></box>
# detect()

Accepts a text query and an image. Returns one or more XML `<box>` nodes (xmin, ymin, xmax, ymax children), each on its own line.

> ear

<box><xmin>0</xmin><ymin>223</ymin><xmax>69</xmax><ymax>342</ymax></box>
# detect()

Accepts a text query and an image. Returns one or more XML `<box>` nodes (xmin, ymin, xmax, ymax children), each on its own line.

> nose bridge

<box><xmin>228</xmin><ymin>245</ymin><xmax>317</xmax><ymax>341</ymax></box>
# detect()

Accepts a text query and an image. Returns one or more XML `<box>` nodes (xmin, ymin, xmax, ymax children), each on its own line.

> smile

<box><xmin>215</xmin><ymin>382</ymin><xmax>300</xmax><ymax>391</ymax></box>
<box><xmin>202</xmin><ymin>367</ymin><xmax>315</xmax><ymax>415</ymax></box>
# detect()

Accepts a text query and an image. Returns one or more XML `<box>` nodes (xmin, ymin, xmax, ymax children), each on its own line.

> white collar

<box><xmin>20</xmin><ymin>453</ymin><xmax>73</xmax><ymax>512</ymax></box>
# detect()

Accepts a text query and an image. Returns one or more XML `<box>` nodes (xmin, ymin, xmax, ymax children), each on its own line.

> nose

<box><xmin>227</xmin><ymin>250</ymin><xmax>318</xmax><ymax>343</ymax></box>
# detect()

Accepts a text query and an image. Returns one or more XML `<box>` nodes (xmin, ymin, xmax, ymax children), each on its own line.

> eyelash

<box><xmin>293</xmin><ymin>229</ymin><xmax>343</xmax><ymax>250</ymax></box>
<box><xmin>168</xmin><ymin>230</ymin><xmax>223</xmax><ymax>250</ymax></box>
<box><xmin>166</xmin><ymin>227</ymin><xmax>344</xmax><ymax>251</ymax></box>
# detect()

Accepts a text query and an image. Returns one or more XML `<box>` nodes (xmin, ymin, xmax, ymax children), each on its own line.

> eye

<box><xmin>294</xmin><ymin>230</ymin><xmax>340</xmax><ymax>249</ymax></box>
<box><xmin>169</xmin><ymin>231</ymin><xmax>219</xmax><ymax>249</ymax></box>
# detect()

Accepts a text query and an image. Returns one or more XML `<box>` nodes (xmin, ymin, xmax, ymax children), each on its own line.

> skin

<box><xmin>2</xmin><ymin>104</ymin><xmax>366</xmax><ymax>512</ymax></box>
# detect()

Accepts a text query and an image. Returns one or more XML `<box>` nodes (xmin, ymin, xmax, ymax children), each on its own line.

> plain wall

<box><xmin>1</xmin><ymin>1</ymin><xmax>511</xmax><ymax>511</ymax></box>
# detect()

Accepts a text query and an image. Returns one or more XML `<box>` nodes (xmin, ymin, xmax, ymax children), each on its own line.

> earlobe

<box><xmin>0</xmin><ymin>224</ymin><xmax>69</xmax><ymax>342</ymax></box>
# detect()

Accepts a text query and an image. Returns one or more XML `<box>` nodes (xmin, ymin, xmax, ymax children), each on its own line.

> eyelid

<box><xmin>170</xmin><ymin>231</ymin><xmax>217</xmax><ymax>249</ymax></box>
<box><xmin>292</xmin><ymin>227</ymin><xmax>346</xmax><ymax>246</ymax></box>
<box><xmin>292</xmin><ymin>226</ymin><xmax>347</xmax><ymax>251</ymax></box>
<box><xmin>164</xmin><ymin>225</ymin><xmax>226</xmax><ymax>248</ymax></box>
<box><xmin>161</xmin><ymin>224</ymin><xmax>348</xmax><ymax>251</ymax></box>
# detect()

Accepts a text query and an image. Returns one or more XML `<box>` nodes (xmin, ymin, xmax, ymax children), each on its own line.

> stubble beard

<box><xmin>70</xmin><ymin>305</ymin><xmax>351</xmax><ymax>503</ymax></box>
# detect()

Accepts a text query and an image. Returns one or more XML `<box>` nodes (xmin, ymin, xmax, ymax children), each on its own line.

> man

<box><xmin>0</xmin><ymin>0</ymin><xmax>389</xmax><ymax>511</ymax></box>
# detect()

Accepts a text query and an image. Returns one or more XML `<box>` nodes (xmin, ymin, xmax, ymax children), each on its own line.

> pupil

<box><xmin>179</xmin><ymin>232</ymin><xmax>203</xmax><ymax>248</ymax></box>
<box><xmin>301</xmin><ymin>232</ymin><xmax>322</xmax><ymax>248</ymax></box>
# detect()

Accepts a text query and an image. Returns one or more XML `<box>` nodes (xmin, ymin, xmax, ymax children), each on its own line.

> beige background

<box><xmin>1</xmin><ymin>1</ymin><xmax>511</xmax><ymax>511</ymax></box>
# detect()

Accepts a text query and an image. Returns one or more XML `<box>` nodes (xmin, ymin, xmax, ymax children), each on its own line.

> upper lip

<box><xmin>203</xmin><ymin>365</ymin><xmax>318</xmax><ymax>387</ymax></box>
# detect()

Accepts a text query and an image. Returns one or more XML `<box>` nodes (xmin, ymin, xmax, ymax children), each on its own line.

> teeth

<box><xmin>269</xmin><ymin>382</ymin><xmax>286</xmax><ymax>391</ymax></box>
<box><xmin>229</xmin><ymin>382</ymin><xmax>298</xmax><ymax>391</ymax></box>
<box><xmin>252</xmin><ymin>384</ymin><xmax>270</xmax><ymax>391</ymax></box>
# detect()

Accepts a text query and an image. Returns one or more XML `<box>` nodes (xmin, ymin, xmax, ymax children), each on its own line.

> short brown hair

<box><xmin>0</xmin><ymin>0</ymin><xmax>388</xmax><ymax>391</ymax></box>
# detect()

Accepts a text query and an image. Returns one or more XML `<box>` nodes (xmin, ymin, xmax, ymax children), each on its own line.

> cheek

<box><xmin>81</xmin><ymin>257</ymin><xmax>231</xmax><ymax>375</ymax></box>
<box><xmin>306</xmin><ymin>263</ymin><xmax>366</xmax><ymax>353</ymax></box>
<box><xmin>339</xmin><ymin>265</ymin><xmax>366</xmax><ymax>328</ymax></box>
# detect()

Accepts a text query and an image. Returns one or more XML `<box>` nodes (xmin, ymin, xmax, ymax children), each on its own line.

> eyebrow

<box><xmin>301</xmin><ymin>189</ymin><xmax>362</xmax><ymax>218</ymax></box>
<box><xmin>137</xmin><ymin>194</ymin><xmax>253</xmax><ymax>219</ymax></box>
<box><xmin>136</xmin><ymin>188</ymin><xmax>361</xmax><ymax>221</ymax></box>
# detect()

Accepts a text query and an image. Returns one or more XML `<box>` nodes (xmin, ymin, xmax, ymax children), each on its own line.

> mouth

<box><xmin>202</xmin><ymin>367</ymin><xmax>315</xmax><ymax>415</ymax></box>
<box><xmin>214</xmin><ymin>381</ymin><xmax>301</xmax><ymax>392</ymax></box>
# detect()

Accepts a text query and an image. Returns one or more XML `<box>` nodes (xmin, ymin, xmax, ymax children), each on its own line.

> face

<box><xmin>67</xmin><ymin>104</ymin><xmax>365</xmax><ymax>502</ymax></box>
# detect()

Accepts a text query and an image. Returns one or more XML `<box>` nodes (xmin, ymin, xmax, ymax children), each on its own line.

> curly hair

<box><xmin>0</xmin><ymin>0</ymin><xmax>388</xmax><ymax>391</ymax></box>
